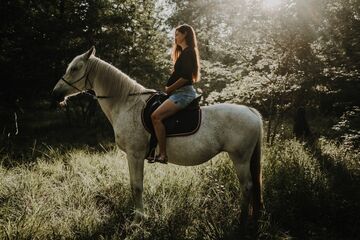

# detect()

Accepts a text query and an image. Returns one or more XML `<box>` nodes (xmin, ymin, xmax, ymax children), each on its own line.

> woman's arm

<box><xmin>165</xmin><ymin>78</ymin><xmax>189</xmax><ymax>95</ymax></box>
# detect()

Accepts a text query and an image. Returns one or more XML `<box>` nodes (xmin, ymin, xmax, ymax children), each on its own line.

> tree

<box><xmin>166</xmin><ymin>0</ymin><xmax>359</xmax><ymax>143</ymax></box>
<box><xmin>0</xmin><ymin>0</ymin><xmax>169</xmax><ymax>103</ymax></box>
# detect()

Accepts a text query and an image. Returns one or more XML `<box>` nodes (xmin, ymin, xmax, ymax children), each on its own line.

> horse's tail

<box><xmin>249</xmin><ymin>108</ymin><xmax>263</xmax><ymax>220</ymax></box>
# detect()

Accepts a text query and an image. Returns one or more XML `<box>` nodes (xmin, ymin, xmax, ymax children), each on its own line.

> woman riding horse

<box><xmin>150</xmin><ymin>24</ymin><xmax>200</xmax><ymax>164</ymax></box>
<box><xmin>52</xmin><ymin>45</ymin><xmax>263</xmax><ymax>225</ymax></box>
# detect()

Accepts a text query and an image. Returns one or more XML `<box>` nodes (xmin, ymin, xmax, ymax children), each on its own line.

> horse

<box><xmin>52</xmin><ymin>47</ymin><xmax>264</xmax><ymax>224</ymax></box>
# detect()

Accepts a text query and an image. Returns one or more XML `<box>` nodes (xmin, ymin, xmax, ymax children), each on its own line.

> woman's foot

<box><xmin>147</xmin><ymin>149</ymin><xmax>157</xmax><ymax>163</ymax></box>
<box><xmin>153</xmin><ymin>154</ymin><xmax>168</xmax><ymax>164</ymax></box>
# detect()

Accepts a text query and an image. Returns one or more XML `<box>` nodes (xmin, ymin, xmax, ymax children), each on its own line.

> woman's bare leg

<box><xmin>151</xmin><ymin>99</ymin><xmax>181</xmax><ymax>158</ymax></box>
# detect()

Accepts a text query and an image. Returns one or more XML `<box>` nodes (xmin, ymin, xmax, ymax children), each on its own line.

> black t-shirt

<box><xmin>166</xmin><ymin>47</ymin><xmax>196</xmax><ymax>87</ymax></box>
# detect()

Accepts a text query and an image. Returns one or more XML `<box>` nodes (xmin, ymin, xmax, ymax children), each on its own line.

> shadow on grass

<box><xmin>262</xmin><ymin>138</ymin><xmax>360</xmax><ymax>239</ymax></box>
<box><xmin>307</xmin><ymin>141</ymin><xmax>360</xmax><ymax>239</ymax></box>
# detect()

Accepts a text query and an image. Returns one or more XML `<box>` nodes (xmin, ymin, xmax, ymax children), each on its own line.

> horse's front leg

<box><xmin>127</xmin><ymin>152</ymin><xmax>145</xmax><ymax>223</ymax></box>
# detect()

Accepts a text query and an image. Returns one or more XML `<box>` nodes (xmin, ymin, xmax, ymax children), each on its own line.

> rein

<box><xmin>129</xmin><ymin>91</ymin><xmax>158</xmax><ymax>96</ymax></box>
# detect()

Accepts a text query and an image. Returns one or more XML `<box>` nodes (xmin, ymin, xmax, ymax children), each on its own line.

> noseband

<box><xmin>61</xmin><ymin>72</ymin><xmax>90</xmax><ymax>93</ymax></box>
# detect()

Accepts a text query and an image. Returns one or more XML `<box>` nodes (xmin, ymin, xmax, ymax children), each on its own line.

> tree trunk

<box><xmin>293</xmin><ymin>107</ymin><xmax>312</xmax><ymax>140</ymax></box>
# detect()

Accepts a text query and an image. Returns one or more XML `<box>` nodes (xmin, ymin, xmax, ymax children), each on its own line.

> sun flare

<box><xmin>263</xmin><ymin>0</ymin><xmax>282</xmax><ymax>9</ymax></box>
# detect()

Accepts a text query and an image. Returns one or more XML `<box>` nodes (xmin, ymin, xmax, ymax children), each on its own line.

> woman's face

<box><xmin>175</xmin><ymin>30</ymin><xmax>186</xmax><ymax>45</ymax></box>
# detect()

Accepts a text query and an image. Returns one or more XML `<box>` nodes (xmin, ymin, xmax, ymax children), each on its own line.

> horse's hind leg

<box><xmin>228</xmin><ymin>152</ymin><xmax>253</xmax><ymax>225</ymax></box>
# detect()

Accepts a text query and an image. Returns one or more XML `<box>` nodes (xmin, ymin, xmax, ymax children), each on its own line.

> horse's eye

<box><xmin>71</xmin><ymin>67</ymin><xmax>78</xmax><ymax>72</ymax></box>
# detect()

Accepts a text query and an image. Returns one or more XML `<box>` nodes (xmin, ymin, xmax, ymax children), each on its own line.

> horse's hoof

<box><xmin>129</xmin><ymin>220</ymin><xmax>141</xmax><ymax>230</ymax></box>
<box><xmin>126</xmin><ymin>212</ymin><xmax>145</xmax><ymax>231</ymax></box>
<box><xmin>133</xmin><ymin>210</ymin><xmax>148</xmax><ymax>223</ymax></box>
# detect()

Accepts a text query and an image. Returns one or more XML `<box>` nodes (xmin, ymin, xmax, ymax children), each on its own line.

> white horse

<box><xmin>52</xmin><ymin>47</ymin><xmax>264</xmax><ymax>224</ymax></box>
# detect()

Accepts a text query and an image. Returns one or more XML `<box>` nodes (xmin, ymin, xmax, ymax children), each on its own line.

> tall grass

<box><xmin>0</xmin><ymin>139</ymin><xmax>359</xmax><ymax>239</ymax></box>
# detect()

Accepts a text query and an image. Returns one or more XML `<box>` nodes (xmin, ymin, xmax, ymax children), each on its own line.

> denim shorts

<box><xmin>169</xmin><ymin>85</ymin><xmax>197</xmax><ymax>109</ymax></box>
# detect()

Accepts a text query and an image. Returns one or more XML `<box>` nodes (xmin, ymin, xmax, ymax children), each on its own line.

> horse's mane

<box><xmin>89</xmin><ymin>56</ymin><xmax>146</xmax><ymax>102</ymax></box>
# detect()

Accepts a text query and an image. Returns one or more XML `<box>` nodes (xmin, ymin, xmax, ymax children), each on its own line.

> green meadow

<box><xmin>1</xmin><ymin>138</ymin><xmax>358</xmax><ymax>239</ymax></box>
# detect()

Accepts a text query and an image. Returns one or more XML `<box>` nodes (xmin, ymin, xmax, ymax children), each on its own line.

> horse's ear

<box><xmin>84</xmin><ymin>46</ymin><xmax>96</xmax><ymax>60</ymax></box>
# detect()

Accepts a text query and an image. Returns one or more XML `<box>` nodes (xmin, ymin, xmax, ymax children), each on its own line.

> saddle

<box><xmin>141</xmin><ymin>92</ymin><xmax>202</xmax><ymax>160</ymax></box>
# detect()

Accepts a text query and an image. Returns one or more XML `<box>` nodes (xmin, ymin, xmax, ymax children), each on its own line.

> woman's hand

<box><xmin>166</xmin><ymin>78</ymin><xmax>188</xmax><ymax>95</ymax></box>
<box><xmin>165</xmin><ymin>86</ymin><xmax>172</xmax><ymax>95</ymax></box>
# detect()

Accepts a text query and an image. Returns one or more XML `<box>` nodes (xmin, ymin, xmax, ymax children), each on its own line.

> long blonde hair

<box><xmin>171</xmin><ymin>24</ymin><xmax>200</xmax><ymax>83</ymax></box>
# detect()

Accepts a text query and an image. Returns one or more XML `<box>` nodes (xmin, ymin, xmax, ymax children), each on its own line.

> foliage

<box><xmin>0</xmin><ymin>0</ymin><xmax>169</xmax><ymax>102</ymax></box>
<box><xmin>1</xmin><ymin>0</ymin><xmax>359</xmax><ymax>146</ymax></box>
<box><xmin>166</xmin><ymin>0</ymin><xmax>359</xmax><ymax>144</ymax></box>
<box><xmin>331</xmin><ymin>106</ymin><xmax>360</xmax><ymax>151</ymax></box>
<box><xmin>0</xmin><ymin>0</ymin><xmax>173</xmax><ymax>143</ymax></box>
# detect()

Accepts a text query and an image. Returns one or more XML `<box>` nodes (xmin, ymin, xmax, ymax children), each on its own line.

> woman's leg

<box><xmin>151</xmin><ymin>99</ymin><xmax>181</xmax><ymax>159</ymax></box>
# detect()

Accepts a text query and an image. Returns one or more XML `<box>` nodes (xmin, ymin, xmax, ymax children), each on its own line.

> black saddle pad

<box><xmin>142</xmin><ymin>92</ymin><xmax>202</xmax><ymax>137</ymax></box>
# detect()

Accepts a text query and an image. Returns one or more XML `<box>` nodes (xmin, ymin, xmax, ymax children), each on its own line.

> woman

<box><xmin>150</xmin><ymin>24</ymin><xmax>201</xmax><ymax>164</ymax></box>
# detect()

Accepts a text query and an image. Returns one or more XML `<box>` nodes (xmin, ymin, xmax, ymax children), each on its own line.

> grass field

<box><xmin>0</xmin><ymin>138</ymin><xmax>359</xmax><ymax>239</ymax></box>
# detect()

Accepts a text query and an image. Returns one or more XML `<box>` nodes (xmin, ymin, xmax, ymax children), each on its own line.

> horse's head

<box><xmin>52</xmin><ymin>46</ymin><xmax>96</xmax><ymax>103</ymax></box>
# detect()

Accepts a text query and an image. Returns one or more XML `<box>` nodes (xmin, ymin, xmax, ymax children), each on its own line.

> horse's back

<box><xmin>201</xmin><ymin>103</ymin><xmax>262</xmax><ymax>128</ymax></box>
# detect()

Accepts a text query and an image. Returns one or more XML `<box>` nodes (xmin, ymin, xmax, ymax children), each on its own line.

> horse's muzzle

<box><xmin>52</xmin><ymin>88</ymin><xmax>65</xmax><ymax>103</ymax></box>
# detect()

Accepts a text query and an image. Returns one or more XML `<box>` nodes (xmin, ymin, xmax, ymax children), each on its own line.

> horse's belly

<box><xmin>166</xmin><ymin>137</ymin><xmax>221</xmax><ymax>166</ymax></box>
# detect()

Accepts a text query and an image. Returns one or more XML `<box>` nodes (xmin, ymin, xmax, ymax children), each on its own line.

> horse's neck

<box><xmin>89</xmin><ymin>58</ymin><xmax>146</xmax><ymax>124</ymax></box>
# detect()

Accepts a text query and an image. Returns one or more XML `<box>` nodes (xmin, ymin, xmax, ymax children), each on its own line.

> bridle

<box><xmin>60</xmin><ymin>64</ymin><xmax>157</xmax><ymax>99</ymax></box>
<box><xmin>61</xmin><ymin>73</ymin><xmax>94</xmax><ymax>95</ymax></box>
<box><xmin>60</xmin><ymin>63</ymin><xmax>109</xmax><ymax>99</ymax></box>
